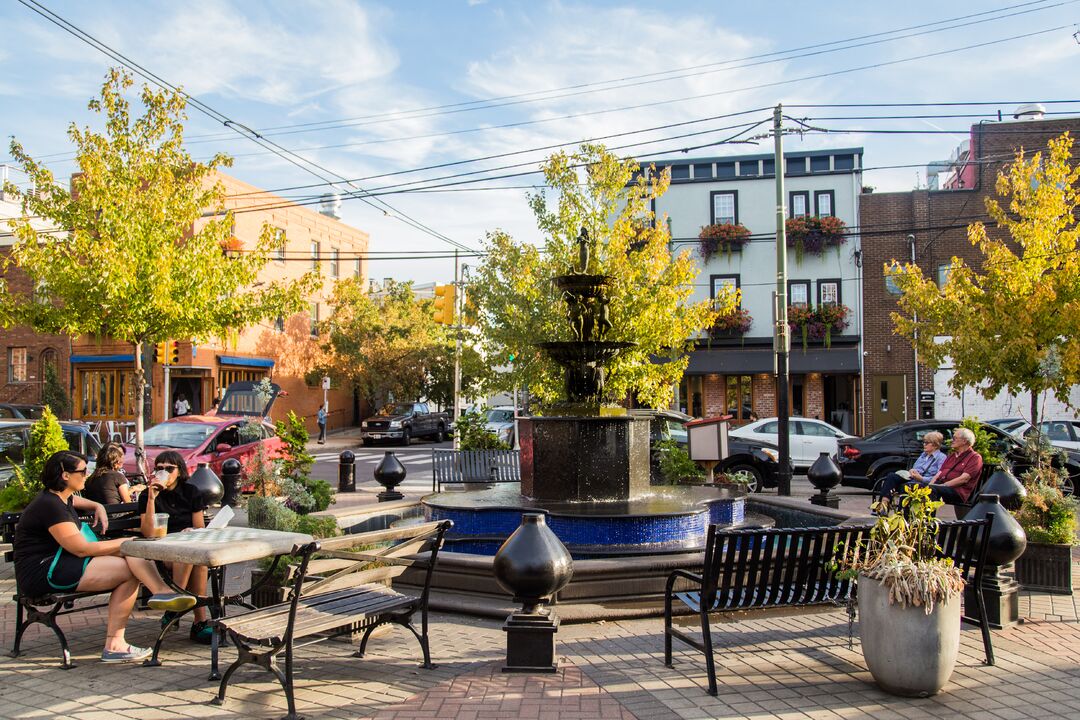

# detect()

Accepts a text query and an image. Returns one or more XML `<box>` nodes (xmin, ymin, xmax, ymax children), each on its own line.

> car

<box><xmin>629</xmin><ymin>409</ymin><xmax>791</xmax><ymax>494</ymax></box>
<box><xmin>988</xmin><ymin>418</ymin><xmax>1080</xmax><ymax>452</ymax></box>
<box><xmin>361</xmin><ymin>402</ymin><xmax>450</xmax><ymax>446</ymax></box>
<box><xmin>836</xmin><ymin>419</ymin><xmax>1079</xmax><ymax>496</ymax></box>
<box><xmin>728</xmin><ymin>416</ymin><xmax>856</xmax><ymax>470</ymax></box>
<box><xmin>483</xmin><ymin>406</ymin><xmax>516</xmax><ymax>446</ymax></box>
<box><xmin>0</xmin><ymin>403</ymin><xmax>45</xmax><ymax>420</ymax></box>
<box><xmin>120</xmin><ymin>381</ymin><xmax>285</xmax><ymax>482</ymax></box>
<box><xmin>0</xmin><ymin>418</ymin><xmax>102</xmax><ymax>486</ymax></box>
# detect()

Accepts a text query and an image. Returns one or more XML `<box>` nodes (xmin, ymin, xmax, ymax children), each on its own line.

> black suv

<box><xmin>629</xmin><ymin>409</ymin><xmax>791</xmax><ymax>493</ymax></box>
<box><xmin>837</xmin><ymin>419</ymin><xmax>1078</xmax><ymax>495</ymax></box>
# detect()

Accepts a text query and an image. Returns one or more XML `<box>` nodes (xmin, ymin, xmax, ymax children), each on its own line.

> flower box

<box><xmin>788</xmin><ymin>303</ymin><xmax>850</xmax><ymax>349</ymax></box>
<box><xmin>698</xmin><ymin>223</ymin><xmax>751</xmax><ymax>262</ymax></box>
<box><xmin>785</xmin><ymin>215</ymin><xmax>847</xmax><ymax>263</ymax></box>
<box><xmin>1014</xmin><ymin>542</ymin><xmax>1074</xmax><ymax>595</ymax></box>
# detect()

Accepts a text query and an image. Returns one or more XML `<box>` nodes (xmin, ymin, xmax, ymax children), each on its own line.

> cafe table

<box><xmin>123</xmin><ymin>526</ymin><xmax>313</xmax><ymax>679</ymax></box>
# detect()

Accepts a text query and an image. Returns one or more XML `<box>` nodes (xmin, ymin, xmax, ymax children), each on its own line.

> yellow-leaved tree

<box><xmin>887</xmin><ymin>132</ymin><xmax>1080</xmax><ymax>423</ymax></box>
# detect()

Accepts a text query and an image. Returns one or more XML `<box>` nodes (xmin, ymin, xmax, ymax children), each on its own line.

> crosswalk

<box><xmin>311</xmin><ymin>450</ymin><xmax>433</xmax><ymax>466</ymax></box>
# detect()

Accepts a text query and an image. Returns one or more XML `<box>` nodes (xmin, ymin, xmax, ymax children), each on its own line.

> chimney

<box><xmin>1012</xmin><ymin>103</ymin><xmax>1046</xmax><ymax>121</ymax></box>
<box><xmin>319</xmin><ymin>192</ymin><xmax>342</xmax><ymax>219</ymax></box>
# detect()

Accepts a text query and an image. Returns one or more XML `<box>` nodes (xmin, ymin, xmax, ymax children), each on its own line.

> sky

<box><xmin>1</xmin><ymin>0</ymin><xmax>1078</xmax><ymax>284</ymax></box>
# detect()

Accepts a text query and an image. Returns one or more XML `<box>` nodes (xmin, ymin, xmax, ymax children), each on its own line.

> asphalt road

<box><xmin>310</xmin><ymin>439</ymin><xmax>452</xmax><ymax>493</ymax></box>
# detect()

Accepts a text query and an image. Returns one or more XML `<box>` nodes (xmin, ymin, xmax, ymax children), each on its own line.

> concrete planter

<box><xmin>858</xmin><ymin>574</ymin><xmax>961</xmax><ymax>697</ymax></box>
<box><xmin>1014</xmin><ymin>542</ymin><xmax>1074</xmax><ymax>595</ymax></box>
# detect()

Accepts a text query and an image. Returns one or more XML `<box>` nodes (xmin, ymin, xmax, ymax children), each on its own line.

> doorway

<box><xmin>171</xmin><ymin>377</ymin><xmax>204</xmax><ymax>417</ymax></box>
<box><xmin>872</xmin><ymin>375</ymin><xmax>906</xmax><ymax>432</ymax></box>
<box><xmin>824</xmin><ymin>374</ymin><xmax>857</xmax><ymax>434</ymax></box>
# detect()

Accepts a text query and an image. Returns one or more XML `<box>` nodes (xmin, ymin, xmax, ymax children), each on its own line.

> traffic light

<box><xmin>169</xmin><ymin>340</ymin><xmax>181</xmax><ymax>365</ymax></box>
<box><xmin>433</xmin><ymin>284</ymin><xmax>456</xmax><ymax>325</ymax></box>
<box><xmin>153</xmin><ymin>342</ymin><xmax>167</xmax><ymax>364</ymax></box>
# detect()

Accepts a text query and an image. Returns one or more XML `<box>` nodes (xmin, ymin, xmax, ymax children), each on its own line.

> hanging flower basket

<box><xmin>698</xmin><ymin>223</ymin><xmax>751</xmax><ymax>262</ymax></box>
<box><xmin>788</xmin><ymin>303</ymin><xmax>850</xmax><ymax>350</ymax></box>
<box><xmin>712</xmin><ymin>307</ymin><xmax>753</xmax><ymax>336</ymax></box>
<box><xmin>785</xmin><ymin>215</ymin><xmax>847</xmax><ymax>263</ymax></box>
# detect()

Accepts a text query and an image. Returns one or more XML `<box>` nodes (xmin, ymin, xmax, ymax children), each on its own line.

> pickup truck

<box><xmin>361</xmin><ymin>402</ymin><xmax>450</xmax><ymax>446</ymax></box>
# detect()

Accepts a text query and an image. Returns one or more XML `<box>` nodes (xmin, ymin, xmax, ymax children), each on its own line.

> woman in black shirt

<box><xmin>14</xmin><ymin>451</ymin><xmax>196</xmax><ymax>663</ymax></box>
<box><xmin>84</xmin><ymin>443</ymin><xmax>144</xmax><ymax>505</ymax></box>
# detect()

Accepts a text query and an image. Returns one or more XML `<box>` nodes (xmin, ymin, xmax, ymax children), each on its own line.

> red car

<box><xmin>122</xmin><ymin>381</ymin><xmax>285</xmax><ymax>481</ymax></box>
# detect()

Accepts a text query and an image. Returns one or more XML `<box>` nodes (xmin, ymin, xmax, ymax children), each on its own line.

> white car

<box><xmin>484</xmin><ymin>406</ymin><xmax>517</xmax><ymax>446</ymax></box>
<box><xmin>987</xmin><ymin>418</ymin><xmax>1080</xmax><ymax>451</ymax></box>
<box><xmin>728</xmin><ymin>417</ymin><xmax>855</xmax><ymax>470</ymax></box>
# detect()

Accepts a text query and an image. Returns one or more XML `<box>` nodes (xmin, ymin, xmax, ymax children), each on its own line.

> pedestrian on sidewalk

<box><xmin>317</xmin><ymin>403</ymin><xmax>327</xmax><ymax>444</ymax></box>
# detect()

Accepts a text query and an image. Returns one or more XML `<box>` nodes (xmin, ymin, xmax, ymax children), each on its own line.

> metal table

<box><xmin>123</xmin><ymin>527</ymin><xmax>313</xmax><ymax>679</ymax></box>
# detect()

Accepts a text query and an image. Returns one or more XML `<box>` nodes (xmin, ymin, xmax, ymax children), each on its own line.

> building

<box><xmin>650</xmin><ymin>148</ymin><xmax>864</xmax><ymax>430</ymax></box>
<box><xmin>1</xmin><ymin>171</ymin><xmax>369</xmax><ymax>434</ymax></box>
<box><xmin>859</xmin><ymin>113</ymin><xmax>1080</xmax><ymax>432</ymax></box>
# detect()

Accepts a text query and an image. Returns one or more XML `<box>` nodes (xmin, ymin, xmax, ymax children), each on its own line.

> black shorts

<box><xmin>47</xmin><ymin>549</ymin><xmax>91</xmax><ymax>592</ymax></box>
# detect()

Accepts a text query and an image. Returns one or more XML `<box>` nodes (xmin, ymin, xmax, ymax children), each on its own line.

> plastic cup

<box><xmin>152</xmin><ymin>513</ymin><xmax>169</xmax><ymax>538</ymax></box>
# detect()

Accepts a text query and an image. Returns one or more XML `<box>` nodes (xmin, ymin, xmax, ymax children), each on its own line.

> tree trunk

<box><xmin>1030</xmin><ymin>392</ymin><xmax>1040</xmax><ymax>428</ymax></box>
<box><xmin>133</xmin><ymin>340</ymin><xmax>147</xmax><ymax>477</ymax></box>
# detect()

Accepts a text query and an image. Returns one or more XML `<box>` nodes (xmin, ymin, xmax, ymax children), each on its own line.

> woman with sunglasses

<box><xmin>13</xmin><ymin>451</ymin><xmax>196</xmax><ymax>663</ymax></box>
<box><xmin>138</xmin><ymin>450</ymin><xmax>212</xmax><ymax>643</ymax></box>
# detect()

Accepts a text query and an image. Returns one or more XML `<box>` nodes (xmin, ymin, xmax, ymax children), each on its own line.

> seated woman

<box><xmin>13</xmin><ymin>451</ymin><xmax>195</xmax><ymax>663</ymax></box>
<box><xmin>138</xmin><ymin>450</ymin><xmax>212</xmax><ymax>643</ymax></box>
<box><xmin>83</xmin><ymin>443</ymin><xmax>145</xmax><ymax>505</ymax></box>
<box><xmin>876</xmin><ymin>431</ymin><xmax>947</xmax><ymax>503</ymax></box>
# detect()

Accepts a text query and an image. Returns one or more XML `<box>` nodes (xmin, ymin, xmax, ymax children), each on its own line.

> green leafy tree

<box><xmin>0</xmin><ymin>69</ymin><xmax>318</xmax><ymax>471</ymax></box>
<box><xmin>887</xmin><ymin>133</ymin><xmax>1080</xmax><ymax>424</ymax></box>
<box><xmin>41</xmin><ymin>361</ymin><xmax>71</xmax><ymax>419</ymax></box>
<box><xmin>321</xmin><ymin>278</ymin><xmax>445</xmax><ymax>410</ymax></box>
<box><xmin>0</xmin><ymin>407</ymin><xmax>69</xmax><ymax>511</ymax></box>
<box><xmin>423</xmin><ymin>340</ymin><xmax>486</xmax><ymax>410</ymax></box>
<box><xmin>454</xmin><ymin>409</ymin><xmax>509</xmax><ymax>451</ymax></box>
<box><xmin>467</xmin><ymin>144</ymin><xmax>728</xmax><ymax>408</ymax></box>
<box><xmin>275</xmin><ymin>411</ymin><xmax>315</xmax><ymax>480</ymax></box>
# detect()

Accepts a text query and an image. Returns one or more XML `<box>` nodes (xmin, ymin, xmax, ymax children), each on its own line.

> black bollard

<box><xmin>338</xmin><ymin>450</ymin><xmax>356</xmax><ymax>492</ymax></box>
<box><xmin>221</xmin><ymin>458</ymin><xmax>242</xmax><ymax>507</ymax></box>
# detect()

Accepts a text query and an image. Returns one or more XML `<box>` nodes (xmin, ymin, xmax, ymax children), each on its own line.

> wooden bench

<box><xmin>664</xmin><ymin>518</ymin><xmax>993</xmax><ymax>696</ymax></box>
<box><xmin>431</xmin><ymin>449</ymin><xmax>520</xmax><ymax>492</ymax></box>
<box><xmin>211</xmin><ymin>520</ymin><xmax>453</xmax><ymax>720</ymax></box>
<box><xmin>1</xmin><ymin>501</ymin><xmax>142</xmax><ymax>668</ymax></box>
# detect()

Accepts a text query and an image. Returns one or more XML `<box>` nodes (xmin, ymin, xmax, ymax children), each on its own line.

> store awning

<box><xmin>686</xmin><ymin>347</ymin><xmax>860</xmax><ymax>375</ymax></box>
<box><xmin>70</xmin><ymin>354</ymin><xmax>135</xmax><ymax>364</ymax></box>
<box><xmin>218</xmin><ymin>355</ymin><xmax>275</xmax><ymax>368</ymax></box>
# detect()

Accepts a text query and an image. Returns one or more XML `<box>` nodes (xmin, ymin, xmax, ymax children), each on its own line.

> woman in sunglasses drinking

<box><xmin>138</xmin><ymin>450</ymin><xmax>213</xmax><ymax>643</ymax></box>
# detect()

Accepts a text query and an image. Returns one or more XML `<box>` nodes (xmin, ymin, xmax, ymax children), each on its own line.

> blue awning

<box><xmin>218</xmin><ymin>355</ymin><xmax>275</xmax><ymax>368</ymax></box>
<box><xmin>70</xmin><ymin>354</ymin><xmax>135</xmax><ymax>364</ymax></box>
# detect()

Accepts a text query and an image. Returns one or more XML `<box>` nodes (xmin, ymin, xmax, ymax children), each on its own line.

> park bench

<box><xmin>1</xmin><ymin>501</ymin><xmax>142</xmax><ymax>668</ymax></box>
<box><xmin>211</xmin><ymin>519</ymin><xmax>453</xmax><ymax>720</ymax></box>
<box><xmin>664</xmin><ymin>517</ymin><xmax>993</xmax><ymax>696</ymax></box>
<box><xmin>431</xmin><ymin>448</ymin><xmax>520</xmax><ymax>492</ymax></box>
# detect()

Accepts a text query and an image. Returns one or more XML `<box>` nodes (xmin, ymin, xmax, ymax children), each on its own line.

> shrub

<box><xmin>42</xmin><ymin>363</ymin><xmax>71</xmax><ymax>419</ymax></box>
<box><xmin>456</xmin><ymin>409</ymin><xmax>509</xmax><ymax>451</ymax></box>
<box><xmin>275</xmin><ymin>410</ymin><xmax>315</xmax><ymax>480</ymax></box>
<box><xmin>246</xmin><ymin>495</ymin><xmax>299</xmax><ymax>532</ymax></box>
<box><xmin>656</xmin><ymin>439</ymin><xmax>704</xmax><ymax>484</ymax></box>
<box><xmin>0</xmin><ymin>407</ymin><xmax>70</xmax><ymax>511</ymax></box>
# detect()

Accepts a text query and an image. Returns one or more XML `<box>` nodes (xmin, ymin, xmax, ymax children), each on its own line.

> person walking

<box><xmin>173</xmin><ymin>393</ymin><xmax>190</xmax><ymax>417</ymax></box>
<box><xmin>317</xmin><ymin>403</ymin><xmax>327</xmax><ymax>444</ymax></box>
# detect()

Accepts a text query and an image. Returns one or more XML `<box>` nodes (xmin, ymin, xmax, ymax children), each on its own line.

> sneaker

<box><xmin>101</xmin><ymin>644</ymin><xmax>152</xmax><ymax>663</ymax></box>
<box><xmin>160</xmin><ymin>610</ymin><xmax>181</xmax><ymax>630</ymax></box>
<box><xmin>148</xmin><ymin>593</ymin><xmax>197</xmax><ymax>613</ymax></box>
<box><xmin>190</xmin><ymin>620</ymin><xmax>215</xmax><ymax>645</ymax></box>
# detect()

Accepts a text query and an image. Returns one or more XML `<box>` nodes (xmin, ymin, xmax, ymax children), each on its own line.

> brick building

<box><xmin>1</xmin><ymin>171</ymin><xmax>369</xmax><ymax>435</ymax></box>
<box><xmin>859</xmin><ymin>113</ymin><xmax>1080</xmax><ymax>433</ymax></box>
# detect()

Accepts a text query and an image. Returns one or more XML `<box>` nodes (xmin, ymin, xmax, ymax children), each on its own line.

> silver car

<box><xmin>484</xmin><ymin>407</ymin><xmax>516</xmax><ymax>446</ymax></box>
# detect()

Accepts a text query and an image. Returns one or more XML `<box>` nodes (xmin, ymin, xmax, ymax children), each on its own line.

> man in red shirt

<box><xmin>927</xmin><ymin>427</ymin><xmax>984</xmax><ymax>504</ymax></box>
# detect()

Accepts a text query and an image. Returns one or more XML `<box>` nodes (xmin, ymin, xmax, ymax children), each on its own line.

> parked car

<box><xmin>361</xmin><ymin>402</ymin><xmax>449</xmax><ymax>446</ymax></box>
<box><xmin>0</xmin><ymin>418</ymin><xmax>102</xmax><ymax>486</ymax></box>
<box><xmin>484</xmin><ymin>406</ymin><xmax>516</xmax><ymax>446</ymax></box>
<box><xmin>629</xmin><ymin>409</ymin><xmax>791</xmax><ymax>493</ymax></box>
<box><xmin>728</xmin><ymin>416</ymin><xmax>856</xmax><ymax>470</ymax></box>
<box><xmin>987</xmin><ymin>417</ymin><xmax>1080</xmax><ymax>451</ymax></box>
<box><xmin>837</xmin><ymin>419</ymin><xmax>1079</xmax><ymax>496</ymax></box>
<box><xmin>0</xmin><ymin>403</ymin><xmax>45</xmax><ymax>420</ymax></box>
<box><xmin>121</xmin><ymin>381</ymin><xmax>285</xmax><ymax>482</ymax></box>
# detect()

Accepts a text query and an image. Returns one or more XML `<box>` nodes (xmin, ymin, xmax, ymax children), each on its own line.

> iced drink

<box><xmin>151</xmin><ymin>512</ymin><xmax>169</xmax><ymax>538</ymax></box>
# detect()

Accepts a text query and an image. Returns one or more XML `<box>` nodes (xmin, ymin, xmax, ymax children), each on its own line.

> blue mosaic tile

<box><xmin>708</xmin><ymin>498</ymin><xmax>745</xmax><ymax>525</ymax></box>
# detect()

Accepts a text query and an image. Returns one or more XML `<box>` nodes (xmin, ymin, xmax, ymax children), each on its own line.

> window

<box><xmin>679</xmin><ymin>375</ymin><xmax>704</xmax><ymax>417</ymax></box>
<box><xmin>818</xmin><ymin>279</ymin><xmax>841</xmax><ymax>306</ymax></box>
<box><xmin>885</xmin><ymin>262</ymin><xmax>902</xmax><ymax>294</ymax></box>
<box><xmin>716</xmin><ymin>162</ymin><xmax>736</xmax><ymax>178</ymax></box>
<box><xmin>789</xmin><ymin>191</ymin><xmax>809</xmax><ymax>218</ymax></box>
<box><xmin>810</xmin><ymin>155</ymin><xmax>831</xmax><ymax>173</ymax></box>
<box><xmin>814</xmin><ymin>190</ymin><xmax>835</xmax><ymax>217</ymax></box>
<box><xmin>726</xmin><ymin>375</ymin><xmax>753</xmax><ymax>421</ymax></box>
<box><xmin>670</xmin><ymin>164</ymin><xmax>689</xmax><ymax>180</ymax></box>
<box><xmin>330</xmin><ymin>248</ymin><xmax>340</xmax><ymax>278</ymax></box>
<box><xmin>273</xmin><ymin>228</ymin><xmax>285</xmax><ymax>261</ymax></box>
<box><xmin>7</xmin><ymin>347</ymin><xmax>28</xmax><ymax>383</ymax></box>
<box><xmin>788</xmin><ymin>280</ymin><xmax>810</xmax><ymax>307</ymax></box>
<box><xmin>273</xmin><ymin>315</ymin><xmax>284</xmax><ymax>333</ymax></box>
<box><xmin>762</xmin><ymin>159</ymin><xmax>775</xmax><ymax>175</ymax></box>
<box><xmin>77</xmin><ymin>368</ymin><xmax>137</xmax><ymax>420</ymax></box>
<box><xmin>760</xmin><ymin>421</ymin><xmax>779</xmax><ymax>433</ymax></box>
<box><xmin>799</xmin><ymin>421</ymin><xmax>838</xmax><ymax>437</ymax></box>
<box><xmin>310</xmin><ymin>241</ymin><xmax>320</xmax><ymax>270</ymax></box>
<box><xmin>710</xmin><ymin>191</ymin><xmax>738</xmax><ymax>225</ymax></box>
<box><xmin>710</xmin><ymin>274</ymin><xmax>739</xmax><ymax>301</ymax></box>
<box><xmin>834</xmin><ymin>154</ymin><xmax>855</xmax><ymax>170</ymax></box>
<box><xmin>693</xmin><ymin>163</ymin><xmax>713</xmax><ymax>179</ymax></box>
<box><xmin>738</xmin><ymin>161</ymin><xmax>758</xmax><ymax>177</ymax></box>
<box><xmin>353</xmin><ymin>257</ymin><xmax>361</xmax><ymax>278</ymax></box>
<box><xmin>937</xmin><ymin>264</ymin><xmax>951</xmax><ymax>286</ymax></box>
<box><xmin>310</xmin><ymin>302</ymin><xmax>320</xmax><ymax>337</ymax></box>
<box><xmin>219</xmin><ymin>368</ymin><xmax>267</xmax><ymax>390</ymax></box>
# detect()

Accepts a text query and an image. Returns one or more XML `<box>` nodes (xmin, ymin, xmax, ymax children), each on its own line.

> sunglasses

<box><xmin>154</xmin><ymin>464</ymin><xmax>179</xmax><ymax>472</ymax></box>
<box><xmin>67</xmin><ymin>467</ymin><xmax>89</xmax><ymax>476</ymax></box>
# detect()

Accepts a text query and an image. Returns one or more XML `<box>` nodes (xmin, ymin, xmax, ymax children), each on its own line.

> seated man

<box><xmin>877</xmin><ymin>430</ymin><xmax>947</xmax><ymax>502</ymax></box>
<box><xmin>926</xmin><ymin>427</ymin><xmax>983</xmax><ymax>505</ymax></box>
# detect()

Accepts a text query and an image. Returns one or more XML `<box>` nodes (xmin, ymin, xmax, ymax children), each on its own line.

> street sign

<box><xmin>321</xmin><ymin>376</ymin><xmax>331</xmax><ymax>391</ymax></box>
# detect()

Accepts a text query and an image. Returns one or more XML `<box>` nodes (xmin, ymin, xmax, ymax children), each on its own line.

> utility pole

<box><xmin>773</xmin><ymin>104</ymin><xmax>792</xmax><ymax>497</ymax></box>
<box><xmin>452</xmin><ymin>250</ymin><xmax>463</xmax><ymax>449</ymax></box>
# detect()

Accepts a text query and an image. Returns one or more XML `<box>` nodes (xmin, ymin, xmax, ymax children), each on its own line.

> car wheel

<box><xmin>434</xmin><ymin>425</ymin><xmax>446</xmax><ymax>443</ymax></box>
<box><xmin>729</xmin><ymin>464</ymin><xmax>762</xmax><ymax>494</ymax></box>
<box><xmin>400</xmin><ymin>428</ymin><xmax>411</xmax><ymax>447</ymax></box>
<box><xmin>1063</xmin><ymin>475</ymin><xmax>1075</xmax><ymax>497</ymax></box>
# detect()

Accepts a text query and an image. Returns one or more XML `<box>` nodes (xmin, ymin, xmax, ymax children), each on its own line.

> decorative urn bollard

<box><xmin>807</xmin><ymin>452</ymin><xmax>842</xmax><ymax>508</ymax></box>
<box><xmin>338</xmin><ymin>450</ymin><xmax>356</xmax><ymax>493</ymax></box>
<box><xmin>492</xmin><ymin>513</ymin><xmax>574</xmax><ymax>673</ymax></box>
<box><xmin>220</xmin><ymin>458</ymin><xmax>242</xmax><ymax>507</ymax></box>
<box><xmin>963</xmin><ymin>493</ymin><xmax>1028</xmax><ymax>629</ymax></box>
<box><xmin>979</xmin><ymin>468</ymin><xmax>1027</xmax><ymax>511</ymax></box>
<box><xmin>189</xmin><ymin>462</ymin><xmax>225</xmax><ymax>506</ymax></box>
<box><xmin>373</xmin><ymin>451</ymin><xmax>406</xmax><ymax>502</ymax></box>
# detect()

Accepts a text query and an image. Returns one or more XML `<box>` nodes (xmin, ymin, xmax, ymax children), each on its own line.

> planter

<box><xmin>858</xmin><ymin>574</ymin><xmax>961</xmax><ymax>697</ymax></box>
<box><xmin>1014</xmin><ymin>542</ymin><xmax>1074</xmax><ymax>595</ymax></box>
<box><xmin>249</xmin><ymin>569</ymin><xmax>289</xmax><ymax>609</ymax></box>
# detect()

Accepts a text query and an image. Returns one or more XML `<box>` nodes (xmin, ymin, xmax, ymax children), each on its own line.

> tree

<box><xmin>0</xmin><ymin>407</ymin><xmax>69</xmax><ymax>511</ymax></box>
<box><xmin>422</xmin><ymin>340</ymin><xmax>486</xmax><ymax>410</ymax></box>
<box><xmin>467</xmin><ymin>144</ymin><xmax>728</xmax><ymax>408</ymax></box>
<box><xmin>0</xmin><ymin>69</ymin><xmax>318</xmax><ymax>471</ymax></box>
<box><xmin>41</xmin><ymin>361</ymin><xmax>71</xmax><ymax>419</ymax></box>
<box><xmin>887</xmin><ymin>132</ymin><xmax>1080</xmax><ymax>423</ymax></box>
<box><xmin>321</xmin><ymin>278</ymin><xmax>445</xmax><ymax>409</ymax></box>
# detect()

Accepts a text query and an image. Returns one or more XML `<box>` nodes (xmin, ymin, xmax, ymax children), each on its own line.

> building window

<box><xmin>726</xmin><ymin>375</ymin><xmax>753</xmax><ymax>421</ymax></box>
<box><xmin>810</xmin><ymin>155</ymin><xmax>831</xmax><ymax>173</ymax></box>
<box><xmin>670</xmin><ymin>164</ymin><xmax>689</xmax><ymax>180</ymax></box>
<box><xmin>7</xmin><ymin>347</ymin><xmax>28</xmax><ymax>383</ymax></box>
<box><xmin>937</xmin><ymin>264</ymin><xmax>951</xmax><ymax>287</ymax></box>
<box><xmin>310</xmin><ymin>241</ymin><xmax>320</xmax><ymax>270</ymax></box>
<box><xmin>818</xmin><ymin>279</ymin><xmax>841</xmax><ymax>306</ymax></box>
<box><xmin>353</xmin><ymin>257</ymin><xmax>361</xmax><ymax>278</ymax></box>
<box><xmin>885</xmin><ymin>262</ymin><xmax>903</xmax><ymax>294</ymax></box>
<box><xmin>679</xmin><ymin>375</ymin><xmax>704</xmax><ymax>417</ymax></box>
<box><xmin>273</xmin><ymin>315</ymin><xmax>284</xmax><ymax>333</ymax></box>
<box><xmin>77</xmin><ymin>368</ymin><xmax>137</xmax><ymax>420</ymax></box>
<box><xmin>310</xmin><ymin>302</ymin><xmax>319</xmax><ymax>337</ymax></box>
<box><xmin>789</xmin><ymin>191</ymin><xmax>809</xmax><ymax>218</ymax></box>
<box><xmin>716</xmin><ymin>162</ymin><xmax>736</xmax><ymax>178</ymax></box>
<box><xmin>710</xmin><ymin>275</ymin><xmax>740</xmax><ymax>303</ymax></box>
<box><xmin>330</xmin><ymin>248</ymin><xmax>339</xmax><ymax>278</ymax></box>
<box><xmin>710</xmin><ymin>190</ymin><xmax>738</xmax><ymax>225</ymax></box>
<box><xmin>814</xmin><ymin>190</ymin><xmax>835</xmax><ymax>217</ymax></box>
<box><xmin>273</xmin><ymin>228</ymin><xmax>285</xmax><ymax>261</ymax></box>
<box><xmin>219</xmin><ymin>368</ymin><xmax>268</xmax><ymax>390</ymax></box>
<box><xmin>788</xmin><ymin>280</ymin><xmax>810</xmax><ymax>307</ymax></box>
<box><xmin>693</xmin><ymin>163</ymin><xmax>713</xmax><ymax>179</ymax></box>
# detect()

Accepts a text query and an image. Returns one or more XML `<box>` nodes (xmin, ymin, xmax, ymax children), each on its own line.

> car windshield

<box><xmin>380</xmin><ymin>403</ymin><xmax>414</xmax><ymax>415</ymax></box>
<box><xmin>142</xmin><ymin>422</ymin><xmax>216</xmax><ymax>449</ymax></box>
<box><xmin>486</xmin><ymin>409</ymin><xmax>513</xmax><ymax>423</ymax></box>
<box><xmin>18</xmin><ymin>406</ymin><xmax>43</xmax><ymax>420</ymax></box>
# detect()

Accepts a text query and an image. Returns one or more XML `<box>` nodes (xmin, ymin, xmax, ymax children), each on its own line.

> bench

<box><xmin>0</xmin><ymin>501</ymin><xmax>142</xmax><ymax>668</ymax></box>
<box><xmin>664</xmin><ymin>517</ymin><xmax>993</xmax><ymax>696</ymax></box>
<box><xmin>431</xmin><ymin>448</ymin><xmax>520</xmax><ymax>492</ymax></box>
<box><xmin>211</xmin><ymin>519</ymin><xmax>453</xmax><ymax>720</ymax></box>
